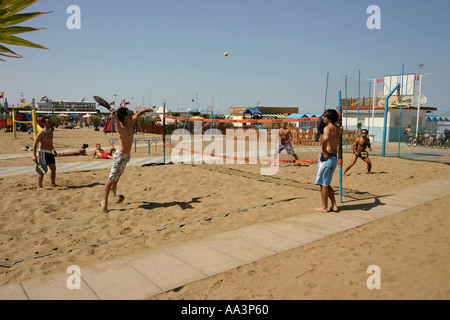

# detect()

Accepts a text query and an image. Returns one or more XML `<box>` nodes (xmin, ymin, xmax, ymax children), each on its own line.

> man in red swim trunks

<box><xmin>93</xmin><ymin>143</ymin><xmax>116</xmax><ymax>159</ymax></box>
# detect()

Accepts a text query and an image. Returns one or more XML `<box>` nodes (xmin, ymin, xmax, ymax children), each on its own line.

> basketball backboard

<box><xmin>383</xmin><ymin>74</ymin><xmax>415</xmax><ymax>96</ymax></box>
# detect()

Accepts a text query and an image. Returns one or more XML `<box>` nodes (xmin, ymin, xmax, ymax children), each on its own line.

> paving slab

<box><xmin>343</xmin><ymin>209</ymin><xmax>385</xmax><ymax>224</ymax></box>
<box><xmin>302</xmin><ymin>213</ymin><xmax>365</xmax><ymax>229</ymax></box>
<box><xmin>255</xmin><ymin>221</ymin><xmax>326</xmax><ymax>244</ymax></box>
<box><xmin>22</xmin><ymin>272</ymin><xmax>99</xmax><ymax>300</ymax></box>
<box><xmin>392</xmin><ymin>183</ymin><xmax>448</xmax><ymax>203</ymax></box>
<box><xmin>81</xmin><ymin>259</ymin><xmax>162</xmax><ymax>300</ymax></box>
<box><xmin>0</xmin><ymin>283</ymin><xmax>28</xmax><ymax>300</ymax></box>
<box><xmin>162</xmin><ymin>241</ymin><xmax>242</xmax><ymax>277</ymax></box>
<box><xmin>374</xmin><ymin>196</ymin><xmax>414</xmax><ymax>213</ymax></box>
<box><xmin>200</xmin><ymin>234</ymin><xmax>276</xmax><ymax>264</ymax></box>
<box><xmin>391</xmin><ymin>192</ymin><xmax>436</xmax><ymax>205</ymax></box>
<box><xmin>382</xmin><ymin>194</ymin><xmax>426</xmax><ymax>208</ymax></box>
<box><xmin>286</xmin><ymin>213</ymin><xmax>348</xmax><ymax>235</ymax></box>
<box><xmin>225</xmin><ymin>225</ymin><xmax>302</xmax><ymax>253</ymax></box>
<box><xmin>121</xmin><ymin>249</ymin><xmax>207</xmax><ymax>291</ymax></box>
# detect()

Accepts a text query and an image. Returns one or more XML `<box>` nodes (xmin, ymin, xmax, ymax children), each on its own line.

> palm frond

<box><xmin>0</xmin><ymin>0</ymin><xmax>39</xmax><ymax>17</ymax></box>
<box><xmin>0</xmin><ymin>34</ymin><xmax>48</xmax><ymax>49</ymax></box>
<box><xmin>0</xmin><ymin>11</ymin><xmax>51</xmax><ymax>27</ymax></box>
<box><xmin>0</xmin><ymin>26</ymin><xmax>44</xmax><ymax>34</ymax></box>
<box><xmin>0</xmin><ymin>0</ymin><xmax>50</xmax><ymax>61</ymax></box>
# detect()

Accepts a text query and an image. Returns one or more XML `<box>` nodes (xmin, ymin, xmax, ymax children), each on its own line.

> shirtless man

<box><xmin>32</xmin><ymin>116</ymin><xmax>57</xmax><ymax>190</ymax></box>
<box><xmin>93</xmin><ymin>143</ymin><xmax>116</xmax><ymax>159</ymax></box>
<box><xmin>101</xmin><ymin>106</ymin><xmax>152</xmax><ymax>213</ymax></box>
<box><xmin>276</xmin><ymin>122</ymin><xmax>299</xmax><ymax>163</ymax></box>
<box><xmin>314</xmin><ymin>109</ymin><xmax>342</xmax><ymax>213</ymax></box>
<box><xmin>344</xmin><ymin>129</ymin><xmax>372</xmax><ymax>175</ymax></box>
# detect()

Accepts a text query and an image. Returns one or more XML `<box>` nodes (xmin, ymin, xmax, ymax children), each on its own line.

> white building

<box><xmin>342</xmin><ymin>106</ymin><xmax>436</xmax><ymax>142</ymax></box>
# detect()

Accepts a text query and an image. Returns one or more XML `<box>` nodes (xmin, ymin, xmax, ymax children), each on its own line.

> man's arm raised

<box><xmin>133</xmin><ymin>108</ymin><xmax>153</xmax><ymax>121</ymax></box>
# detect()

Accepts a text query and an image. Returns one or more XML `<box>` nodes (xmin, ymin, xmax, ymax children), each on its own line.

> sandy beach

<box><xmin>0</xmin><ymin>127</ymin><xmax>449</xmax><ymax>299</ymax></box>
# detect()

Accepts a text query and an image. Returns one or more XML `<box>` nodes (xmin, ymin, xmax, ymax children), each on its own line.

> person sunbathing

<box><xmin>93</xmin><ymin>143</ymin><xmax>116</xmax><ymax>159</ymax></box>
<box><xmin>56</xmin><ymin>144</ymin><xmax>88</xmax><ymax>157</ymax></box>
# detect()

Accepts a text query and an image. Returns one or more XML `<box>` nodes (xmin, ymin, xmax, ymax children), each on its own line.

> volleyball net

<box><xmin>160</xmin><ymin>114</ymin><xmax>323</xmax><ymax>166</ymax></box>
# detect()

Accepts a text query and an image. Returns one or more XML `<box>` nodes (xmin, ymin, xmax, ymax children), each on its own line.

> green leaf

<box><xmin>0</xmin><ymin>52</ymin><xmax>22</xmax><ymax>58</ymax></box>
<box><xmin>0</xmin><ymin>11</ymin><xmax>51</xmax><ymax>27</ymax></box>
<box><xmin>0</xmin><ymin>34</ymin><xmax>48</xmax><ymax>50</ymax></box>
<box><xmin>0</xmin><ymin>0</ymin><xmax>20</xmax><ymax>10</ymax></box>
<box><xmin>0</xmin><ymin>0</ymin><xmax>39</xmax><ymax>18</ymax></box>
<box><xmin>0</xmin><ymin>43</ymin><xmax>18</xmax><ymax>54</ymax></box>
<box><xmin>0</xmin><ymin>0</ymin><xmax>50</xmax><ymax>60</ymax></box>
<box><xmin>0</xmin><ymin>26</ymin><xmax>44</xmax><ymax>34</ymax></box>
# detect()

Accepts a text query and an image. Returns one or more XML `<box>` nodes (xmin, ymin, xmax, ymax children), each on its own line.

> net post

<box><xmin>338</xmin><ymin>91</ymin><xmax>343</xmax><ymax>203</ymax></box>
<box><xmin>163</xmin><ymin>101</ymin><xmax>166</xmax><ymax>164</ymax></box>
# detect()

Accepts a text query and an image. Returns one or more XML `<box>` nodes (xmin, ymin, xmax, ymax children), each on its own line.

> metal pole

<box><xmin>163</xmin><ymin>100</ymin><xmax>166</xmax><ymax>164</ymax></box>
<box><xmin>357</xmin><ymin>70</ymin><xmax>360</xmax><ymax>134</ymax></box>
<box><xmin>12</xmin><ymin>105</ymin><xmax>16</xmax><ymax>138</ymax></box>
<box><xmin>368</xmin><ymin>80</ymin><xmax>372</xmax><ymax>134</ymax></box>
<box><xmin>32</xmin><ymin>98</ymin><xmax>37</xmax><ymax>139</ymax></box>
<box><xmin>416</xmin><ymin>73</ymin><xmax>423</xmax><ymax>138</ymax></box>
<box><xmin>371</xmin><ymin>78</ymin><xmax>376</xmax><ymax>136</ymax></box>
<box><xmin>338</xmin><ymin>91</ymin><xmax>343</xmax><ymax>203</ymax></box>
<box><xmin>323</xmin><ymin>72</ymin><xmax>329</xmax><ymax>112</ymax></box>
<box><xmin>398</xmin><ymin>64</ymin><xmax>404</xmax><ymax>157</ymax></box>
<box><xmin>345</xmin><ymin>75</ymin><xmax>348</xmax><ymax>147</ymax></box>
<box><xmin>382</xmin><ymin>83</ymin><xmax>400</xmax><ymax>156</ymax></box>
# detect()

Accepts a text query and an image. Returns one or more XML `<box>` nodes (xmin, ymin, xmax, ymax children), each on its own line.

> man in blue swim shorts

<box><xmin>315</xmin><ymin>152</ymin><xmax>338</xmax><ymax>186</ymax></box>
<box><xmin>314</xmin><ymin>109</ymin><xmax>342</xmax><ymax>213</ymax></box>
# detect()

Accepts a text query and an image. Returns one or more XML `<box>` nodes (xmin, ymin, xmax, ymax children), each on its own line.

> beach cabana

<box><xmin>242</xmin><ymin>107</ymin><xmax>262</xmax><ymax>118</ymax></box>
<box><xmin>287</xmin><ymin>113</ymin><xmax>319</xmax><ymax>129</ymax></box>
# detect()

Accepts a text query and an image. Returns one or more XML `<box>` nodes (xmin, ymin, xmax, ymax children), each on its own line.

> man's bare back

<box><xmin>322</xmin><ymin>122</ymin><xmax>341</xmax><ymax>157</ymax></box>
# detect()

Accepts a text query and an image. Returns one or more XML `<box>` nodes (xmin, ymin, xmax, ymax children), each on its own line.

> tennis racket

<box><xmin>35</xmin><ymin>162</ymin><xmax>48</xmax><ymax>175</ymax></box>
<box><xmin>93</xmin><ymin>96</ymin><xmax>111</xmax><ymax>110</ymax></box>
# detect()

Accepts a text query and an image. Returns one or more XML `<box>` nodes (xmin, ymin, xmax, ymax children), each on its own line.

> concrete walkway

<box><xmin>1</xmin><ymin>178</ymin><xmax>449</xmax><ymax>300</ymax></box>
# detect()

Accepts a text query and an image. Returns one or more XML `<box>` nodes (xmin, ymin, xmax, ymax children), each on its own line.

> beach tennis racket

<box><xmin>35</xmin><ymin>162</ymin><xmax>48</xmax><ymax>175</ymax></box>
<box><xmin>93</xmin><ymin>96</ymin><xmax>111</xmax><ymax>110</ymax></box>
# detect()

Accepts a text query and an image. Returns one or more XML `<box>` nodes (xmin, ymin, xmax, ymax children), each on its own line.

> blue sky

<box><xmin>1</xmin><ymin>0</ymin><xmax>449</xmax><ymax>114</ymax></box>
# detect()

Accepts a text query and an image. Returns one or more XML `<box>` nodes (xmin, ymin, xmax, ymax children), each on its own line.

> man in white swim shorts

<box><xmin>108</xmin><ymin>151</ymin><xmax>131</xmax><ymax>182</ymax></box>
<box><xmin>102</xmin><ymin>106</ymin><xmax>153</xmax><ymax>213</ymax></box>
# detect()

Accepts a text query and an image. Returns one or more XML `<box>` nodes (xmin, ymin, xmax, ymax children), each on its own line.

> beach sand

<box><xmin>0</xmin><ymin>128</ymin><xmax>449</xmax><ymax>299</ymax></box>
